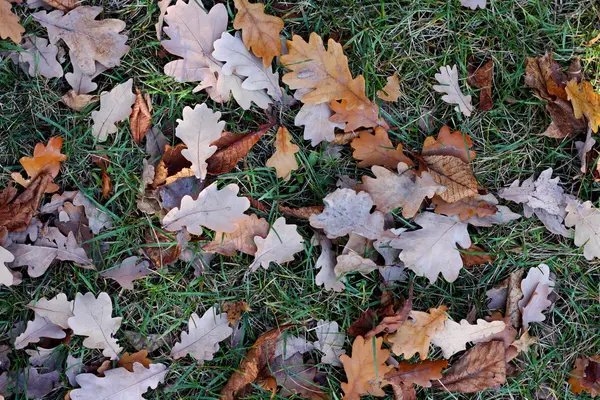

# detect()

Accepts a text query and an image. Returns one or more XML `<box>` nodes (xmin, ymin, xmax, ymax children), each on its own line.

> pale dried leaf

<box><xmin>162</xmin><ymin>183</ymin><xmax>249</xmax><ymax>234</ymax></box>
<box><xmin>65</xmin><ymin>50</ymin><xmax>107</xmax><ymax>94</ymax></box>
<box><xmin>171</xmin><ymin>305</ymin><xmax>233</xmax><ymax>363</ymax></box>
<box><xmin>27</xmin><ymin>293</ymin><xmax>73</xmax><ymax>329</ymax></box>
<box><xmin>16</xmin><ymin>36</ymin><xmax>63</xmax><ymax>78</ymax></box>
<box><xmin>68</xmin><ymin>292</ymin><xmax>122</xmax><ymax>360</ymax></box>
<box><xmin>565</xmin><ymin>201</ymin><xmax>600</xmax><ymax>260</ymax></box>
<box><xmin>101</xmin><ymin>256</ymin><xmax>151</xmax><ymax>290</ymax></box>
<box><xmin>313</xmin><ymin>234</ymin><xmax>346</xmax><ymax>292</ymax></box>
<box><xmin>460</xmin><ymin>0</ymin><xmax>486</xmax><ymax>10</ymax></box>
<box><xmin>576</xmin><ymin>128</ymin><xmax>595</xmax><ymax>173</ymax></box>
<box><xmin>71</xmin><ymin>363</ymin><xmax>167</xmax><ymax>400</ymax></box>
<box><xmin>314</xmin><ymin>320</ymin><xmax>345</xmax><ymax>366</ymax></box>
<box><xmin>0</xmin><ymin>0</ymin><xmax>24</xmax><ymax>43</ymax></box>
<box><xmin>204</xmin><ymin>214</ymin><xmax>269</xmax><ymax>256</ymax></box>
<box><xmin>14</xmin><ymin>313</ymin><xmax>65</xmax><ymax>349</ymax></box>
<box><xmin>518</xmin><ymin>264</ymin><xmax>555</xmax><ymax>329</ymax></box>
<box><xmin>91</xmin><ymin>79</ymin><xmax>136</xmax><ymax>142</ymax></box>
<box><xmin>72</xmin><ymin>192</ymin><xmax>112</xmax><ymax>234</ymax></box>
<box><xmin>275</xmin><ymin>335</ymin><xmax>314</xmax><ymax>360</ymax></box>
<box><xmin>294</xmin><ymin>89</ymin><xmax>344</xmax><ymax>146</ymax></box>
<box><xmin>0</xmin><ymin>246</ymin><xmax>15</xmax><ymax>287</ymax></box>
<box><xmin>388</xmin><ymin>306</ymin><xmax>448</xmax><ymax>360</ymax></box>
<box><xmin>266</xmin><ymin>126</ymin><xmax>299</xmax><ymax>181</ymax></box>
<box><xmin>334</xmin><ymin>252</ymin><xmax>378</xmax><ymax>276</ymax></box>
<box><xmin>250</xmin><ymin>217</ymin><xmax>304</xmax><ymax>271</ymax></box>
<box><xmin>61</xmin><ymin>91</ymin><xmax>98</xmax><ymax>111</ymax></box>
<box><xmin>433</xmin><ymin>65</ymin><xmax>473</xmax><ymax>116</ymax></box>
<box><xmin>309</xmin><ymin>189</ymin><xmax>385</xmax><ymax>240</ymax></box>
<box><xmin>15</xmin><ymin>368</ymin><xmax>60</xmax><ymax>398</ymax></box>
<box><xmin>431</xmin><ymin>319</ymin><xmax>506</xmax><ymax>359</ymax></box>
<box><xmin>154</xmin><ymin>0</ymin><xmax>171</xmax><ymax>40</ymax></box>
<box><xmin>33</xmin><ymin>6</ymin><xmax>129</xmax><ymax>75</ymax></box>
<box><xmin>66</xmin><ymin>354</ymin><xmax>83</xmax><ymax>387</ymax></box>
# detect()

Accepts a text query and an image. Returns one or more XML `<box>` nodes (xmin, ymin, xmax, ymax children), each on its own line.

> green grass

<box><xmin>1</xmin><ymin>0</ymin><xmax>600</xmax><ymax>398</ymax></box>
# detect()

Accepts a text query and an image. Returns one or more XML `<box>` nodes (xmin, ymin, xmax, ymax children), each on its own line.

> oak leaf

<box><xmin>275</xmin><ymin>335</ymin><xmax>314</xmax><ymax>360</ymax></box>
<box><xmin>130</xmin><ymin>89</ymin><xmax>152</xmax><ymax>144</ymax></box>
<box><xmin>312</xmin><ymin>234</ymin><xmax>346</xmax><ymax>292</ymax></box>
<box><xmin>266</xmin><ymin>126</ymin><xmax>299</xmax><ymax>181</ymax></box>
<box><xmin>569</xmin><ymin>355</ymin><xmax>600</xmax><ymax>397</ymax></box>
<box><xmin>566</xmin><ymin>79</ymin><xmax>600</xmax><ymax>133</ymax></box>
<box><xmin>65</xmin><ymin>49</ymin><xmax>107</xmax><ymax>95</ymax></box>
<box><xmin>40</xmin><ymin>0</ymin><xmax>76</xmax><ymax>12</ymax></box>
<box><xmin>385</xmin><ymin>360</ymin><xmax>448</xmax><ymax>388</ymax></box>
<box><xmin>91</xmin><ymin>79</ymin><xmax>137</xmax><ymax>142</ymax></box>
<box><xmin>279</xmin><ymin>204</ymin><xmax>324</xmax><ymax>220</ymax></box>
<box><xmin>460</xmin><ymin>194</ymin><xmax>521</xmax><ymax>227</ymax></box>
<box><xmin>421</xmin><ymin>155</ymin><xmax>477</xmax><ymax>202</ymax></box>
<box><xmin>363</xmin><ymin>284</ymin><xmax>413</xmax><ymax>339</ymax></box>
<box><xmin>0</xmin><ymin>0</ymin><xmax>24</xmax><ymax>43</ymax></box>
<box><xmin>377</xmin><ymin>73</ymin><xmax>401</xmax><ymax>102</ymax></box>
<box><xmin>330</xmin><ymin>99</ymin><xmax>387</xmax><ymax>132</ymax></box>
<box><xmin>154</xmin><ymin>0</ymin><xmax>171</xmax><ymax>40</ymax></box>
<box><xmin>11</xmin><ymin>137</ymin><xmax>66</xmax><ymax>194</ymax></box>
<box><xmin>68</xmin><ymin>292</ymin><xmax>122</xmax><ymax>360</ymax></box>
<box><xmin>281</xmin><ymin>32</ymin><xmax>371</xmax><ymax>110</ymax></box>
<box><xmin>309</xmin><ymin>188</ymin><xmax>385</xmax><ymax>240</ymax></box>
<box><xmin>221</xmin><ymin>301</ymin><xmax>251</xmax><ymax>327</ymax></box>
<box><xmin>340</xmin><ymin>336</ymin><xmax>393</xmax><ymax>399</ymax></box>
<box><xmin>511</xmin><ymin>330</ymin><xmax>538</xmax><ymax>354</ymax></box>
<box><xmin>422</xmin><ymin>126</ymin><xmax>476</xmax><ymax>163</ymax></box>
<box><xmin>13</xmin><ymin>36</ymin><xmax>63</xmax><ymax>79</ymax></box>
<box><xmin>334</xmin><ymin>252</ymin><xmax>378</xmax><ymax>276</ymax></box>
<box><xmin>171</xmin><ymin>305</ymin><xmax>233</xmax><ymax>363</ymax></box>
<box><xmin>387</xmin><ymin>306</ymin><xmax>448</xmax><ymax>360</ymax></box>
<box><xmin>0</xmin><ymin>174</ymin><xmax>52</xmax><ymax>235</ymax></box>
<box><xmin>117</xmin><ymin>350</ymin><xmax>152</xmax><ymax>372</ymax></box>
<box><xmin>432</xmin><ymin>195</ymin><xmax>497</xmax><ymax>221</ymax></box>
<box><xmin>14</xmin><ymin>313</ymin><xmax>66</xmax><ymax>349</ymax></box>
<box><xmin>61</xmin><ymin>91</ymin><xmax>98</xmax><ymax>111</ymax></box>
<box><xmin>565</xmin><ymin>201</ymin><xmax>600</xmax><ymax>260</ymax></box>
<box><xmin>233</xmin><ymin>0</ymin><xmax>284</xmax><ymax>67</ymax></box>
<box><xmin>204</xmin><ymin>214</ymin><xmax>269</xmax><ymax>256</ymax></box>
<box><xmin>518</xmin><ymin>264</ymin><xmax>555</xmax><ymax>329</ymax></box>
<box><xmin>362</xmin><ymin>163</ymin><xmax>444</xmax><ymax>217</ymax></box>
<box><xmin>460</xmin><ymin>0</ymin><xmax>486</xmax><ymax>9</ymax></box>
<box><xmin>391</xmin><ymin>212</ymin><xmax>471</xmax><ymax>283</ymax></box>
<box><xmin>101</xmin><ymin>256</ymin><xmax>151</xmax><ymax>290</ymax></box>
<box><xmin>314</xmin><ymin>319</ymin><xmax>345</xmax><ymax>366</ymax></box>
<box><xmin>250</xmin><ymin>217</ymin><xmax>304</xmax><ymax>271</ymax></box>
<box><xmin>0</xmin><ymin>246</ymin><xmax>15</xmax><ymax>287</ymax></box>
<box><xmin>350</xmin><ymin>127</ymin><xmax>413</xmax><ymax>169</ymax></box>
<box><xmin>431</xmin><ymin>319</ymin><xmax>506</xmax><ymax>358</ymax></box>
<box><xmin>467</xmin><ymin>58</ymin><xmax>493</xmax><ymax>111</ymax></box>
<box><xmin>33</xmin><ymin>6</ymin><xmax>129</xmax><ymax>75</ymax></box>
<box><xmin>294</xmin><ymin>89</ymin><xmax>345</xmax><ymax>146</ymax></box>
<box><xmin>27</xmin><ymin>293</ymin><xmax>73</xmax><ymax>329</ymax></box>
<box><xmin>70</xmin><ymin>363</ymin><xmax>167</xmax><ymax>400</ymax></box>
<box><xmin>162</xmin><ymin>182</ymin><xmax>250</xmax><ymax>234</ymax></box>
<box><xmin>433</xmin><ymin>65</ymin><xmax>473</xmax><ymax>117</ymax></box>
<box><xmin>434</xmin><ymin>341</ymin><xmax>506</xmax><ymax>393</ymax></box>
<box><xmin>460</xmin><ymin>244</ymin><xmax>494</xmax><ymax>268</ymax></box>
<box><xmin>270</xmin><ymin>352</ymin><xmax>326</xmax><ymax>400</ymax></box>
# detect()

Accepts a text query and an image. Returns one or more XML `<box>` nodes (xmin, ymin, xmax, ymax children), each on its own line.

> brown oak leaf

<box><xmin>12</xmin><ymin>137</ymin><xmax>66</xmax><ymax>194</ymax></box>
<box><xmin>569</xmin><ymin>355</ymin><xmax>600</xmax><ymax>397</ymax></box>
<box><xmin>422</xmin><ymin>126</ymin><xmax>476</xmax><ymax>163</ymax></box>
<box><xmin>130</xmin><ymin>89</ymin><xmax>152</xmax><ymax>144</ymax></box>
<box><xmin>377</xmin><ymin>72</ymin><xmax>401</xmax><ymax>102</ymax></box>
<box><xmin>351</xmin><ymin>127</ymin><xmax>413</xmax><ymax>169</ymax></box>
<box><xmin>566</xmin><ymin>79</ymin><xmax>600</xmax><ymax>133</ymax></box>
<box><xmin>387</xmin><ymin>306</ymin><xmax>448</xmax><ymax>360</ymax></box>
<box><xmin>459</xmin><ymin>244</ymin><xmax>494</xmax><ymax>268</ymax></box>
<box><xmin>385</xmin><ymin>360</ymin><xmax>448</xmax><ymax>388</ymax></box>
<box><xmin>117</xmin><ymin>350</ymin><xmax>152</xmax><ymax>372</ymax></box>
<box><xmin>221</xmin><ymin>301</ymin><xmax>251</xmax><ymax>327</ymax></box>
<box><xmin>432</xmin><ymin>195</ymin><xmax>497</xmax><ymax>221</ymax></box>
<box><xmin>1</xmin><ymin>174</ymin><xmax>52</xmax><ymax>236</ymax></box>
<box><xmin>330</xmin><ymin>99</ymin><xmax>388</xmax><ymax>132</ymax></box>
<box><xmin>0</xmin><ymin>0</ymin><xmax>24</xmax><ymax>43</ymax></box>
<box><xmin>467</xmin><ymin>58</ymin><xmax>494</xmax><ymax>111</ymax></box>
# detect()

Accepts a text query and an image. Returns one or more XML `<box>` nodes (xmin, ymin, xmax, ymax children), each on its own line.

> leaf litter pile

<box><xmin>0</xmin><ymin>0</ymin><xmax>599</xmax><ymax>399</ymax></box>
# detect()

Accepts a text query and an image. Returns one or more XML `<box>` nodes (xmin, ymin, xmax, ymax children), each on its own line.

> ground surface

<box><xmin>1</xmin><ymin>0</ymin><xmax>600</xmax><ymax>399</ymax></box>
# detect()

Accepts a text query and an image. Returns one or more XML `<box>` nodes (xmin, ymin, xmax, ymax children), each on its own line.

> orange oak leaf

<box><xmin>422</xmin><ymin>126</ymin><xmax>476</xmax><ymax>163</ymax></box>
<box><xmin>233</xmin><ymin>0</ymin><xmax>284</xmax><ymax>67</ymax></box>
<box><xmin>350</xmin><ymin>127</ymin><xmax>413</xmax><ymax>169</ymax></box>
<box><xmin>12</xmin><ymin>137</ymin><xmax>67</xmax><ymax>194</ymax></box>
<box><xmin>432</xmin><ymin>195</ymin><xmax>497</xmax><ymax>221</ymax></box>
<box><xmin>266</xmin><ymin>126</ymin><xmax>299</xmax><ymax>181</ymax></box>
<box><xmin>130</xmin><ymin>89</ymin><xmax>152</xmax><ymax>144</ymax></box>
<box><xmin>385</xmin><ymin>360</ymin><xmax>448</xmax><ymax>388</ymax></box>
<box><xmin>377</xmin><ymin>73</ymin><xmax>401</xmax><ymax>102</ymax></box>
<box><xmin>387</xmin><ymin>306</ymin><xmax>448</xmax><ymax>360</ymax></box>
<box><xmin>117</xmin><ymin>350</ymin><xmax>152</xmax><ymax>372</ymax></box>
<box><xmin>330</xmin><ymin>99</ymin><xmax>388</xmax><ymax>132</ymax></box>
<box><xmin>569</xmin><ymin>355</ymin><xmax>600</xmax><ymax>397</ymax></box>
<box><xmin>340</xmin><ymin>336</ymin><xmax>393</xmax><ymax>399</ymax></box>
<box><xmin>0</xmin><ymin>0</ymin><xmax>24</xmax><ymax>44</ymax></box>
<box><xmin>566</xmin><ymin>79</ymin><xmax>600</xmax><ymax>133</ymax></box>
<box><xmin>281</xmin><ymin>32</ymin><xmax>371</xmax><ymax>110</ymax></box>
<box><xmin>221</xmin><ymin>301</ymin><xmax>251</xmax><ymax>327</ymax></box>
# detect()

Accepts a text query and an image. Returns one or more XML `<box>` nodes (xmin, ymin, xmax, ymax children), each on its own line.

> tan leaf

<box><xmin>467</xmin><ymin>58</ymin><xmax>493</xmax><ymax>111</ymax></box>
<box><xmin>281</xmin><ymin>32</ymin><xmax>371</xmax><ymax>110</ymax></box>
<box><xmin>14</xmin><ymin>35</ymin><xmax>63</xmax><ymax>79</ymax></box>
<box><xmin>377</xmin><ymin>73</ymin><xmax>401</xmax><ymax>102</ymax></box>
<box><xmin>340</xmin><ymin>336</ymin><xmax>393</xmax><ymax>399</ymax></box>
<box><xmin>330</xmin><ymin>99</ymin><xmax>388</xmax><ymax>132</ymax></box>
<box><xmin>221</xmin><ymin>301</ymin><xmax>251</xmax><ymax>327</ymax></box>
<box><xmin>431</xmin><ymin>319</ymin><xmax>506</xmax><ymax>359</ymax></box>
<box><xmin>154</xmin><ymin>0</ymin><xmax>171</xmax><ymax>40</ymax></box>
<box><xmin>294</xmin><ymin>90</ymin><xmax>345</xmax><ymax>146</ymax></box>
<box><xmin>422</xmin><ymin>126</ymin><xmax>476</xmax><ymax>163</ymax></box>
<box><xmin>0</xmin><ymin>0</ymin><xmax>24</xmax><ymax>43</ymax></box>
<box><xmin>421</xmin><ymin>155</ymin><xmax>478</xmax><ymax>202</ymax></box>
<box><xmin>518</xmin><ymin>264</ymin><xmax>555</xmax><ymax>329</ymax></box>
<box><xmin>162</xmin><ymin>182</ymin><xmax>250</xmax><ymax>234</ymax></box>
<box><xmin>511</xmin><ymin>330</ymin><xmax>538</xmax><ymax>354</ymax></box>
<box><xmin>61</xmin><ymin>91</ymin><xmax>98</xmax><ymax>111</ymax></box>
<box><xmin>266</xmin><ymin>126</ymin><xmax>299</xmax><ymax>181</ymax></box>
<box><xmin>279</xmin><ymin>204</ymin><xmax>324</xmax><ymax>220</ymax></box>
<box><xmin>505</xmin><ymin>268</ymin><xmax>524</xmax><ymax>328</ymax></box>
<box><xmin>203</xmin><ymin>214</ymin><xmax>269</xmax><ymax>256</ymax></box>
<box><xmin>117</xmin><ymin>350</ymin><xmax>151</xmax><ymax>372</ymax></box>
<box><xmin>566</xmin><ymin>79</ymin><xmax>600</xmax><ymax>133</ymax></box>
<box><xmin>362</xmin><ymin>163</ymin><xmax>444</xmax><ymax>217</ymax></box>
<box><xmin>432</xmin><ymin>195</ymin><xmax>497</xmax><ymax>221</ymax></box>
<box><xmin>387</xmin><ymin>306</ymin><xmax>448</xmax><ymax>360</ymax></box>
<box><xmin>14</xmin><ymin>313</ymin><xmax>66</xmax><ymax>349</ymax></box>
<box><xmin>434</xmin><ymin>341</ymin><xmax>506</xmax><ymax>393</ymax></box>
<box><xmin>233</xmin><ymin>0</ymin><xmax>284</xmax><ymax>67</ymax></box>
<box><xmin>565</xmin><ymin>201</ymin><xmax>600</xmax><ymax>260</ymax></box>
<box><xmin>250</xmin><ymin>217</ymin><xmax>304</xmax><ymax>271</ymax></box>
<box><xmin>40</xmin><ymin>0</ymin><xmax>76</xmax><ymax>11</ymax></box>
<box><xmin>351</xmin><ymin>127</ymin><xmax>413</xmax><ymax>169</ymax></box>
<box><xmin>27</xmin><ymin>293</ymin><xmax>73</xmax><ymax>329</ymax></box>
<box><xmin>334</xmin><ymin>252</ymin><xmax>378</xmax><ymax>276</ymax></box>
<box><xmin>130</xmin><ymin>89</ymin><xmax>152</xmax><ymax>144</ymax></box>
<box><xmin>220</xmin><ymin>325</ymin><xmax>295</xmax><ymax>400</ymax></box>
<box><xmin>332</xmin><ymin>130</ymin><xmax>359</xmax><ymax>145</ymax></box>
<box><xmin>33</xmin><ymin>6</ymin><xmax>129</xmax><ymax>75</ymax></box>
<box><xmin>385</xmin><ymin>360</ymin><xmax>448</xmax><ymax>388</ymax></box>
<box><xmin>91</xmin><ymin>79</ymin><xmax>137</xmax><ymax>142</ymax></box>
<box><xmin>433</xmin><ymin>65</ymin><xmax>473</xmax><ymax>117</ymax></box>
<box><xmin>364</xmin><ymin>284</ymin><xmax>413</xmax><ymax>339</ymax></box>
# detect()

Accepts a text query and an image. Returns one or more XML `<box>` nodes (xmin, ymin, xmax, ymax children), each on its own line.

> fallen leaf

<box><xmin>511</xmin><ymin>330</ymin><xmax>538</xmax><ymax>354</ymax></box>
<box><xmin>461</xmin><ymin>194</ymin><xmax>521</xmax><ymax>227</ymax></box>
<box><xmin>12</xmin><ymin>137</ymin><xmax>66</xmax><ymax>194</ymax></box>
<box><xmin>66</xmin><ymin>354</ymin><xmax>83</xmax><ymax>386</ymax></box>
<box><xmin>340</xmin><ymin>336</ymin><xmax>393</xmax><ymax>399</ymax></box>
<box><xmin>101</xmin><ymin>256</ymin><xmax>151</xmax><ymax>290</ymax></box>
<box><xmin>385</xmin><ymin>360</ymin><xmax>448</xmax><ymax>388</ymax></box>
<box><xmin>387</xmin><ymin>306</ymin><xmax>448</xmax><ymax>360</ymax></box>
<box><xmin>13</xmin><ymin>35</ymin><xmax>63</xmax><ymax>79</ymax></box>
<box><xmin>362</xmin><ymin>162</ymin><xmax>444</xmax><ymax>217</ymax></box>
<box><xmin>72</xmin><ymin>192</ymin><xmax>112</xmax><ymax>234</ymax></box>
<box><xmin>14</xmin><ymin>313</ymin><xmax>66</xmax><ymax>349</ymax></box>
<box><xmin>204</xmin><ymin>214</ymin><xmax>269</xmax><ymax>256</ymax></box>
<box><xmin>314</xmin><ymin>319</ymin><xmax>345</xmax><ymax>366</ymax></box>
<box><xmin>576</xmin><ymin>128</ymin><xmax>596</xmax><ymax>173</ymax></box>
<box><xmin>431</xmin><ymin>319</ymin><xmax>506</xmax><ymax>358</ymax></box>
<box><xmin>117</xmin><ymin>350</ymin><xmax>151</xmax><ymax>372</ymax></box>
<box><xmin>91</xmin><ymin>79</ymin><xmax>137</xmax><ymax>142</ymax></box>
<box><xmin>460</xmin><ymin>244</ymin><xmax>494</xmax><ymax>267</ymax></box>
<box><xmin>70</xmin><ymin>363</ymin><xmax>167</xmax><ymax>399</ymax></box>
<box><xmin>130</xmin><ymin>89</ymin><xmax>152</xmax><ymax>144</ymax></box>
<box><xmin>421</xmin><ymin>155</ymin><xmax>477</xmax><ymax>202</ymax></box>
<box><xmin>14</xmin><ymin>368</ymin><xmax>60</xmax><ymax>399</ymax></box>
<box><xmin>377</xmin><ymin>73</ymin><xmax>401</xmax><ymax>102</ymax></box>
<box><xmin>250</xmin><ymin>217</ymin><xmax>304</xmax><ymax>271</ymax></box>
<box><xmin>233</xmin><ymin>0</ymin><xmax>284</xmax><ymax>67</ymax></box>
<box><xmin>350</xmin><ymin>127</ymin><xmax>413</xmax><ymax>169</ymax></box>
<box><xmin>334</xmin><ymin>252</ymin><xmax>378</xmax><ymax>276</ymax></box>
<box><xmin>566</xmin><ymin>79</ymin><xmax>600</xmax><ymax>133</ymax></box>
<box><xmin>330</xmin><ymin>99</ymin><xmax>388</xmax><ymax>132</ymax></box>
<box><xmin>39</xmin><ymin>0</ymin><xmax>77</xmax><ymax>12</ymax></box>
<box><xmin>506</xmin><ymin>268</ymin><xmax>525</xmax><ymax>329</ymax></box>
<box><xmin>27</xmin><ymin>293</ymin><xmax>73</xmax><ymax>329</ymax></box>
<box><xmin>565</xmin><ymin>201</ymin><xmax>600</xmax><ymax>260</ymax></box>
<box><xmin>0</xmin><ymin>246</ymin><xmax>16</xmax><ymax>287</ymax></box>
<box><xmin>154</xmin><ymin>0</ymin><xmax>171</xmax><ymax>40</ymax></box>
<box><xmin>312</xmin><ymin>234</ymin><xmax>346</xmax><ymax>292</ymax></box>
<box><xmin>460</xmin><ymin>0</ymin><xmax>486</xmax><ymax>9</ymax></box>
<box><xmin>422</xmin><ymin>126</ymin><xmax>476</xmax><ymax>163</ymax></box>
<box><xmin>266</xmin><ymin>126</ymin><xmax>300</xmax><ymax>181</ymax></box>
<box><xmin>68</xmin><ymin>292</ymin><xmax>122</xmax><ymax>360</ymax></box>
<box><xmin>309</xmin><ymin>188</ymin><xmax>385</xmax><ymax>240</ymax></box>
<box><xmin>332</xmin><ymin>130</ymin><xmax>360</xmax><ymax>144</ymax></box>
<box><xmin>0</xmin><ymin>0</ymin><xmax>24</xmax><ymax>43</ymax></box>
<box><xmin>207</xmin><ymin>122</ymin><xmax>273</xmax><ymax>175</ymax></box>
<box><xmin>0</xmin><ymin>175</ymin><xmax>52</xmax><ymax>236</ymax></box>
<box><xmin>294</xmin><ymin>90</ymin><xmax>345</xmax><ymax>146</ymax></box>
<box><xmin>569</xmin><ymin>355</ymin><xmax>600</xmax><ymax>397</ymax></box>
<box><xmin>33</xmin><ymin>6</ymin><xmax>129</xmax><ymax>75</ymax></box>
<box><xmin>433</xmin><ymin>65</ymin><xmax>473</xmax><ymax>117</ymax></box>
<box><xmin>433</xmin><ymin>195</ymin><xmax>497</xmax><ymax>221</ymax></box>
<box><xmin>275</xmin><ymin>335</ymin><xmax>314</xmax><ymax>360</ymax></box>
<box><xmin>162</xmin><ymin>182</ymin><xmax>250</xmax><ymax>234</ymax></box>
<box><xmin>270</xmin><ymin>353</ymin><xmax>325</xmax><ymax>400</ymax></box>
<box><xmin>61</xmin><ymin>91</ymin><xmax>98</xmax><ymax>111</ymax></box>
<box><xmin>64</xmin><ymin>50</ymin><xmax>107</xmax><ymax>95</ymax></box>
<box><xmin>279</xmin><ymin>204</ymin><xmax>324</xmax><ymax>220</ymax></box>
<box><xmin>391</xmin><ymin>383</ymin><xmax>417</xmax><ymax>400</ymax></box>
<box><xmin>91</xmin><ymin>154</ymin><xmax>112</xmax><ymax>199</ymax></box>
<box><xmin>221</xmin><ymin>301</ymin><xmax>251</xmax><ymax>327</ymax></box>
<box><xmin>364</xmin><ymin>284</ymin><xmax>413</xmax><ymax>339</ymax></box>
<box><xmin>170</xmin><ymin>305</ymin><xmax>233</xmax><ymax>362</ymax></box>
<box><xmin>467</xmin><ymin>58</ymin><xmax>493</xmax><ymax>111</ymax></box>
<box><xmin>434</xmin><ymin>341</ymin><xmax>505</xmax><ymax>393</ymax></box>
<box><xmin>518</xmin><ymin>264</ymin><xmax>555</xmax><ymax>329</ymax></box>
<box><xmin>281</xmin><ymin>32</ymin><xmax>372</xmax><ymax>110</ymax></box>
<box><xmin>220</xmin><ymin>324</ymin><xmax>294</xmax><ymax>400</ymax></box>
<box><xmin>145</xmin><ymin>128</ymin><xmax>168</xmax><ymax>161</ymax></box>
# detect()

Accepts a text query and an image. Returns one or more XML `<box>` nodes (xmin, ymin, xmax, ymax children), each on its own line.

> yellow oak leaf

<box><xmin>387</xmin><ymin>306</ymin><xmax>448</xmax><ymax>360</ymax></box>
<box><xmin>566</xmin><ymin>79</ymin><xmax>600</xmax><ymax>133</ymax></box>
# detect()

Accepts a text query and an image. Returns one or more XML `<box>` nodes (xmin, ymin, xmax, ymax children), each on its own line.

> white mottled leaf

<box><xmin>314</xmin><ymin>320</ymin><xmax>345</xmax><ymax>366</ymax></box>
<box><xmin>91</xmin><ymin>79</ymin><xmax>136</xmax><ymax>141</ymax></box>
<box><xmin>28</xmin><ymin>293</ymin><xmax>73</xmax><ymax>329</ymax></box>
<box><xmin>250</xmin><ymin>217</ymin><xmax>304</xmax><ymax>271</ymax></box>
<box><xmin>433</xmin><ymin>65</ymin><xmax>473</xmax><ymax>117</ymax></box>
<box><xmin>431</xmin><ymin>319</ymin><xmax>506</xmax><ymax>358</ymax></box>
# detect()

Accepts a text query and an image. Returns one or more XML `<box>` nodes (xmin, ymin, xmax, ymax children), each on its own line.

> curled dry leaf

<box><xmin>377</xmin><ymin>72</ymin><xmax>401</xmax><ymax>102</ymax></box>
<box><xmin>266</xmin><ymin>126</ymin><xmax>300</xmax><ymax>181</ymax></box>
<box><xmin>0</xmin><ymin>0</ymin><xmax>24</xmax><ymax>43</ymax></box>
<box><xmin>278</xmin><ymin>204</ymin><xmax>324</xmax><ymax>220</ymax></box>
<box><xmin>433</xmin><ymin>195</ymin><xmax>497</xmax><ymax>221</ymax></box>
<box><xmin>91</xmin><ymin>154</ymin><xmax>112</xmax><ymax>199</ymax></box>
<box><xmin>364</xmin><ymin>284</ymin><xmax>413</xmax><ymax>339</ymax></box>
<box><xmin>387</xmin><ymin>306</ymin><xmax>448</xmax><ymax>360</ymax></box>
<box><xmin>350</xmin><ymin>127</ymin><xmax>413</xmax><ymax>169</ymax></box>
<box><xmin>250</xmin><ymin>217</ymin><xmax>304</xmax><ymax>271</ymax></box>
<box><xmin>467</xmin><ymin>58</ymin><xmax>494</xmax><ymax>111</ymax></box>
<box><xmin>385</xmin><ymin>360</ymin><xmax>448</xmax><ymax>388</ymax></box>
<box><xmin>61</xmin><ymin>91</ymin><xmax>98</xmax><ymax>111</ymax></box>
<box><xmin>433</xmin><ymin>65</ymin><xmax>473</xmax><ymax>117</ymax></box>
<box><xmin>233</xmin><ymin>0</ymin><xmax>284</xmax><ymax>67</ymax></box>
<box><xmin>130</xmin><ymin>89</ymin><xmax>152</xmax><ymax>144</ymax></box>
<box><xmin>0</xmin><ymin>174</ymin><xmax>52</xmax><ymax>236</ymax></box>
<box><xmin>220</xmin><ymin>324</ymin><xmax>294</xmax><ymax>400</ymax></box>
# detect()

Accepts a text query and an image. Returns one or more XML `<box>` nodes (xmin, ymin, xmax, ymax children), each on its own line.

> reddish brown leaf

<box><xmin>351</xmin><ymin>127</ymin><xmax>414</xmax><ymax>169</ymax></box>
<box><xmin>432</xmin><ymin>195</ymin><xmax>497</xmax><ymax>221</ymax></box>
<box><xmin>143</xmin><ymin>230</ymin><xmax>181</xmax><ymax>268</ymax></box>
<box><xmin>222</xmin><ymin>301</ymin><xmax>251</xmax><ymax>327</ymax></box>
<box><xmin>364</xmin><ymin>284</ymin><xmax>413</xmax><ymax>339</ymax></box>
<box><xmin>467</xmin><ymin>58</ymin><xmax>494</xmax><ymax>111</ymax></box>
<box><xmin>348</xmin><ymin>308</ymin><xmax>378</xmax><ymax>337</ymax></box>
<box><xmin>0</xmin><ymin>173</ymin><xmax>51</xmax><ymax>234</ymax></box>
<box><xmin>130</xmin><ymin>88</ymin><xmax>152</xmax><ymax>144</ymax></box>
<box><xmin>330</xmin><ymin>99</ymin><xmax>389</xmax><ymax>132</ymax></box>
<box><xmin>422</xmin><ymin>126</ymin><xmax>476</xmax><ymax>163</ymax></box>
<box><xmin>391</xmin><ymin>383</ymin><xmax>417</xmax><ymax>400</ymax></box>
<box><xmin>207</xmin><ymin>123</ymin><xmax>274</xmax><ymax>175</ymax></box>
<box><xmin>385</xmin><ymin>360</ymin><xmax>448</xmax><ymax>388</ymax></box>
<box><xmin>220</xmin><ymin>324</ymin><xmax>295</xmax><ymax>400</ymax></box>
<box><xmin>278</xmin><ymin>204</ymin><xmax>324</xmax><ymax>220</ymax></box>
<box><xmin>151</xmin><ymin>144</ymin><xmax>193</xmax><ymax>188</ymax></box>
<box><xmin>117</xmin><ymin>350</ymin><xmax>152</xmax><ymax>372</ymax></box>
<box><xmin>459</xmin><ymin>244</ymin><xmax>494</xmax><ymax>268</ymax></box>
<box><xmin>569</xmin><ymin>356</ymin><xmax>600</xmax><ymax>396</ymax></box>
<box><xmin>40</xmin><ymin>0</ymin><xmax>77</xmax><ymax>12</ymax></box>
<box><xmin>92</xmin><ymin>154</ymin><xmax>113</xmax><ymax>199</ymax></box>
